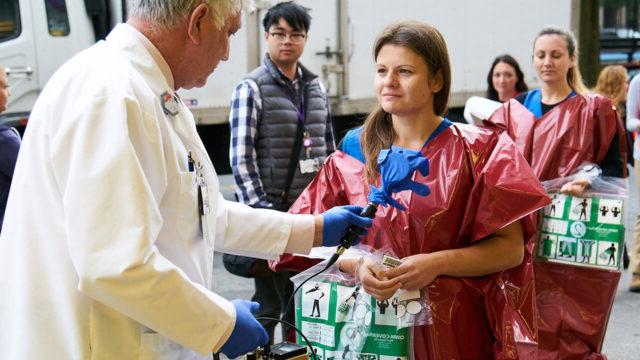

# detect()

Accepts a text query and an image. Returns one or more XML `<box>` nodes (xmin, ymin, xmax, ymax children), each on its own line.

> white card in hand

<box><xmin>397</xmin><ymin>289</ymin><xmax>421</xmax><ymax>301</ymax></box>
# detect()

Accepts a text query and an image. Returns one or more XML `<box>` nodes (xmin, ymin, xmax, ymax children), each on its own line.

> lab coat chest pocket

<box><xmin>176</xmin><ymin>172</ymin><xmax>201</xmax><ymax>241</ymax></box>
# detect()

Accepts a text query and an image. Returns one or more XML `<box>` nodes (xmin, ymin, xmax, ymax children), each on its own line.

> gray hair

<box><xmin>128</xmin><ymin>0</ymin><xmax>241</xmax><ymax>29</ymax></box>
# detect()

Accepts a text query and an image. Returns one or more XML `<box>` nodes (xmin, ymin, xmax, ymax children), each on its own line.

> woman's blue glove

<box><xmin>368</xmin><ymin>146</ymin><xmax>430</xmax><ymax>210</ymax></box>
<box><xmin>322</xmin><ymin>205</ymin><xmax>373</xmax><ymax>247</ymax></box>
<box><xmin>219</xmin><ymin>300</ymin><xmax>268</xmax><ymax>358</ymax></box>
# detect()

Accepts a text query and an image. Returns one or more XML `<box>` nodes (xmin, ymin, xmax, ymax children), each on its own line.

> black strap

<box><xmin>281</xmin><ymin>85</ymin><xmax>309</xmax><ymax>206</ymax></box>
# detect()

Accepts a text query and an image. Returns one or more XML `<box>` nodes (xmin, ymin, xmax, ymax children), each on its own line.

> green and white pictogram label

<box><xmin>537</xmin><ymin>192</ymin><xmax>625</xmax><ymax>269</ymax></box>
<box><xmin>295</xmin><ymin>280</ymin><xmax>410</xmax><ymax>359</ymax></box>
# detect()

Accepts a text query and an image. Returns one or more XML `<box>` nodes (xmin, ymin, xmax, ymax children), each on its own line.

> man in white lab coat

<box><xmin>0</xmin><ymin>1</ymin><xmax>372</xmax><ymax>359</ymax></box>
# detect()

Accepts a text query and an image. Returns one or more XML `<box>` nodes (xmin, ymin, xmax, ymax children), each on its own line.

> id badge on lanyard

<box><xmin>188</xmin><ymin>150</ymin><xmax>210</xmax><ymax>240</ymax></box>
<box><xmin>299</xmin><ymin>131</ymin><xmax>319</xmax><ymax>174</ymax></box>
<box><xmin>198</xmin><ymin>176</ymin><xmax>210</xmax><ymax>216</ymax></box>
<box><xmin>296</xmin><ymin>92</ymin><xmax>320</xmax><ymax>174</ymax></box>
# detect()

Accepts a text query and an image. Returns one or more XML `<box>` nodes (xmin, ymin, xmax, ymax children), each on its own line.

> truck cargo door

<box><xmin>0</xmin><ymin>0</ymin><xmax>38</xmax><ymax>121</ymax></box>
<box><xmin>84</xmin><ymin>0</ymin><xmax>110</xmax><ymax>41</ymax></box>
<box><xmin>85</xmin><ymin>0</ymin><xmax>127</xmax><ymax>41</ymax></box>
<box><xmin>31</xmin><ymin>0</ymin><xmax>94</xmax><ymax>91</ymax></box>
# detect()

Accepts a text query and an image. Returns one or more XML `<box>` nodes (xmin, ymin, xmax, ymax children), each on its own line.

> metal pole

<box><xmin>337</xmin><ymin>0</ymin><xmax>349</xmax><ymax>99</ymax></box>
<box><xmin>246</xmin><ymin>9</ymin><xmax>262</xmax><ymax>72</ymax></box>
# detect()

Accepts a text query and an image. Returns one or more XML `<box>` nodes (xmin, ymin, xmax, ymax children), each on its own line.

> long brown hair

<box><xmin>534</xmin><ymin>26</ymin><xmax>588</xmax><ymax>94</ymax></box>
<box><xmin>361</xmin><ymin>21</ymin><xmax>451</xmax><ymax>183</ymax></box>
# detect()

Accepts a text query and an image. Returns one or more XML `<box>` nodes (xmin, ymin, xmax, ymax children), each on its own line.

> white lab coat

<box><xmin>0</xmin><ymin>24</ymin><xmax>311</xmax><ymax>359</ymax></box>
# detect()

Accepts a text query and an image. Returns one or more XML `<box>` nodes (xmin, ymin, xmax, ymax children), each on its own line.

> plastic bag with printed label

<box><xmin>290</xmin><ymin>246</ymin><xmax>431</xmax><ymax>359</ymax></box>
<box><xmin>534</xmin><ymin>163</ymin><xmax>628</xmax><ymax>359</ymax></box>
<box><xmin>537</xmin><ymin>163</ymin><xmax>627</xmax><ymax>270</ymax></box>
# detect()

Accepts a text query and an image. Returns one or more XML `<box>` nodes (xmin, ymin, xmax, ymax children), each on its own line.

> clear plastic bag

<box><xmin>290</xmin><ymin>246</ymin><xmax>432</xmax><ymax>359</ymax></box>
<box><xmin>364</xmin><ymin>249</ymin><xmax>433</xmax><ymax>329</ymax></box>
<box><xmin>537</xmin><ymin>163</ymin><xmax>628</xmax><ymax>269</ymax></box>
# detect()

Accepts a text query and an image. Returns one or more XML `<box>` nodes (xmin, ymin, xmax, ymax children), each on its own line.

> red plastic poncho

<box><xmin>275</xmin><ymin>124</ymin><xmax>550</xmax><ymax>359</ymax></box>
<box><xmin>486</xmin><ymin>94</ymin><xmax>627</xmax><ymax>360</ymax></box>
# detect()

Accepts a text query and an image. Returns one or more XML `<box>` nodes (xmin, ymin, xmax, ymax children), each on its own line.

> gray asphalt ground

<box><xmin>602</xmin><ymin>167</ymin><xmax>640</xmax><ymax>359</ymax></box>
<box><xmin>212</xmin><ymin>172</ymin><xmax>640</xmax><ymax>359</ymax></box>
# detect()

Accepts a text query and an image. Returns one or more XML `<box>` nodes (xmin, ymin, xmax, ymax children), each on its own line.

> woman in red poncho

<box><xmin>486</xmin><ymin>26</ymin><xmax>628</xmax><ymax>359</ymax></box>
<box><xmin>278</xmin><ymin>21</ymin><xmax>549</xmax><ymax>359</ymax></box>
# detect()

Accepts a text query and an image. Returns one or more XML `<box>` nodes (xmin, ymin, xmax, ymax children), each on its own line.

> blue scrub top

<box><xmin>341</xmin><ymin>118</ymin><xmax>453</xmax><ymax>163</ymax></box>
<box><xmin>522</xmin><ymin>89</ymin><xmax>576</xmax><ymax>118</ymax></box>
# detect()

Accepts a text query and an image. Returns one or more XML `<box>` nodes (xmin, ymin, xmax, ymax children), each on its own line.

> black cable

<box><xmin>214</xmin><ymin>204</ymin><xmax>378</xmax><ymax>359</ymax></box>
<box><xmin>282</xmin><ymin>262</ymin><xmax>330</xmax><ymax>330</ymax></box>
<box><xmin>255</xmin><ymin>316</ymin><xmax>317</xmax><ymax>360</ymax></box>
<box><xmin>281</xmin><ymin>203</ymin><xmax>378</xmax><ymax>337</ymax></box>
<box><xmin>222</xmin><ymin>202</ymin><xmax>390</xmax><ymax>358</ymax></box>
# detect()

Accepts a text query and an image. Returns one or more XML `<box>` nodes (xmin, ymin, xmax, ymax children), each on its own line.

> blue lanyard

<box><xmin>287</xmin><ymin>68</ymin><xmax>305</xmax><ymax>124</ymax></box>
<box><xmin>297</xmin><ymin>93</ymin><xmax>305</xmax><ymax>124</ymax></box>
<box><xmin>342</xmin><ymin>118</ymin><xmax>452</xmax><ymax>164</ymax></box>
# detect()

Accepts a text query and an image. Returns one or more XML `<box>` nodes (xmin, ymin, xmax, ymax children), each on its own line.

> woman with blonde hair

<box><xmin>594</xmin><ymin>64</ymin><xmax>628</xmax><ymax>119</ymax></box>
<box><xmin>487</xmin><ymin>26</ymin><xmax>627</xmax><ymax>359</ymax></box>
<box><xmin>274</xmin><ymin>21</ymin><xmax>549</xmax><ymax>358</ymax></box>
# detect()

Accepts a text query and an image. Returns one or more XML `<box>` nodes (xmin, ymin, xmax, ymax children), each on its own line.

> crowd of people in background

<box><xmin>0</xmin><ymin>0</ymin><xmax>639</xmax><ymax>359</ymax></box>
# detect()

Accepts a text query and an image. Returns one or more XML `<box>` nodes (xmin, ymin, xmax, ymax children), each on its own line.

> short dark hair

<box><xmin>486</xmin><ymin>54</ymin><xmax>528</xmax><ymax>101</ymax></box>
<box><xmin>262</xmin><ymin>1</ymin><xmax>312</xmax><ymax>33</ymax></box>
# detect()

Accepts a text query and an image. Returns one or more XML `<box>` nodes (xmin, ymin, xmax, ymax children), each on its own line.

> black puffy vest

<box><xmin>245</xmin><ymin>56</ymin><xmax>331</xmax><ymax>208</ymax></box>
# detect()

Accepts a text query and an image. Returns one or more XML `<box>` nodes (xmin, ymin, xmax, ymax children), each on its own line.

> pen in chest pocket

<box><xmin>187</xmin><ymin>150</ymin><xmax>195</xmax><ymax>172</ymax></box>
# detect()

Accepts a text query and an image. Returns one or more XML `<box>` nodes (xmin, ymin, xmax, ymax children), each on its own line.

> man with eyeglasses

<box><xmin>228</xmin><ymin>0</ymin><xmax>334</xmax><ymax>345</ymax></box>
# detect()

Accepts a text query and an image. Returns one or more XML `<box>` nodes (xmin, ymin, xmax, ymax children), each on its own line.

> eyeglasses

<box><xmin>269</xmin><ymin>32</ymin><xmax>306</xmax><ymax>43</ymax></box>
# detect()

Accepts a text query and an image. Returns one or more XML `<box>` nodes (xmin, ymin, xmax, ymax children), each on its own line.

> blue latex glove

<box><xmin>368</xmin><ymin>146</ymin><xmax>430</xmax><ymax>210</ymax></box>
<box><xmin>219</xmin><ymin>300</ymin><xmax>268</xmax><ymax>358</ymax></box>
<box><xmin>322</xmin><ymin>205</ymin><xmax>373</xmax><ymax>247</ymax></box>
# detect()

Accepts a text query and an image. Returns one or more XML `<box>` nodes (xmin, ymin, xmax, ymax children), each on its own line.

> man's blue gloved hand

<box><xmin>219</xmin><ymin>300</ymin><xmax>268</xmax><ymax>358</ymax></box>
<box><xmin>322</xmin><ymin>205</ymin><xmax>373</xmax><ymax>247</ymax></box>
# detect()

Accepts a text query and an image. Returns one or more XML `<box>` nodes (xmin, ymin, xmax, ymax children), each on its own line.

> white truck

<box><xmin>0</xmin><ymin>0</ymin><xmax>578</xmax><ymax>166</ymax></box>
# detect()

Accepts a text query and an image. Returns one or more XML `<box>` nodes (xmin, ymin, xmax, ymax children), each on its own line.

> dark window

<box><xmin>45</xmin><ymin>0</ymin><xmax>70</xmax><ymax>36</ymax></box>
<box><xmin>0</xmin><ymin>0</ymin><xmax>21</xmax><ymax>43</ymax></box>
